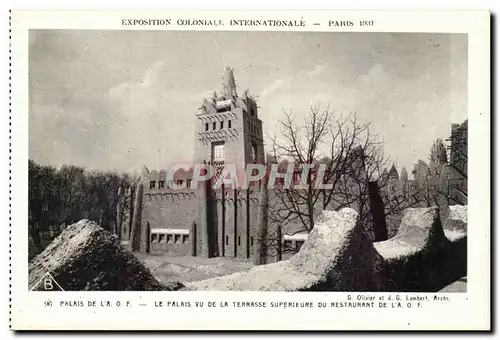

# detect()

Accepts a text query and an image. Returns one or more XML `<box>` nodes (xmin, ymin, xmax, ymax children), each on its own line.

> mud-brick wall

<box><xmin>236</xmin><ymin>191</ymin><xmax>249</xmax><ymax>259</ymax></box>
<box><xmin>224</xmin><ymin>189</ymin><xmax>237</xmax><ymax>257</ymax></box>
<box><xmin>216</xmin><ymin>192</ymin><xmax>225</xmax><ymax>257</ymax></box>
<box><xmin>142</xmin><ymin>190</ymin><xmax>199</xmax><ymax>233</ymax></box>
<box><xmin>248</xmin><ymin>188</ymin><xmax>260</xmax><ymax>259</ymax></box>
<box><xmin>215</xmin><ymin>187</ymin><xmax>259</xmax><ymax>260</ymax></box>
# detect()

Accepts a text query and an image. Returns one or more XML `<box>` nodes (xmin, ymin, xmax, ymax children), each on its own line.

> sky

<box><xmin>29</xmin><ymin>30</ymin><xmax>468</xmax><ymax>174</ymax></box>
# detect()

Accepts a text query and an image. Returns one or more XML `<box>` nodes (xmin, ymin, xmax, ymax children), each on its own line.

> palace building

<box><xmin>119</xmin><ymin>67</ymin><xmax>269</xmax><ymax>259</ymax></box>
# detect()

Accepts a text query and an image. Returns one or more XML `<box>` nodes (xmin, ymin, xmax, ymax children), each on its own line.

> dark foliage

<box><xmin>28</xmin><ymin>159</ymin><xmax>137</xmax><ymax>259</ymax></box>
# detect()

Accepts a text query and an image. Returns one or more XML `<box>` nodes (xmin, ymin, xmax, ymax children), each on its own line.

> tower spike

<box><xmin>222</xmin><ymin>66</ymin><xmax>237</xmax><ymax>98</ymax></box>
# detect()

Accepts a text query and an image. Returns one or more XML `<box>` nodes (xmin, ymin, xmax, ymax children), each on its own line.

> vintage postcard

<box><xmin>10</xmin><ymin>10</ymin><xmax>490</xmax><ymax>330</ymax></box>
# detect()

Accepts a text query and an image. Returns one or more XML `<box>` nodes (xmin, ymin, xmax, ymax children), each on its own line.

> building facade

<box><xmin>120</xmin><ymin>68</ymin><xmax>266</xmax><ymax>260</ymax></box>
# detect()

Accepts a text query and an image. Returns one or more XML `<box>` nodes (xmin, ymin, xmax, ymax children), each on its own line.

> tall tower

<box><xmin>194</xmin><ymin>67</ymin><xmax>265</xmax><ymax>258</ymax></box>
<box><xmin>194</xmin><ymin>67</ymin><xmax>265</xmax><ymax>183</ymax></box>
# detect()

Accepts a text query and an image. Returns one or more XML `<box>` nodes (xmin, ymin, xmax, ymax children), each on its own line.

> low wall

<box><xmin>374</xmin><ymin>206</ymin><xmax>466</xmax><ymax>291</ymax></box>
<box><xmin>186</xmin><ymin>205</ymin><xmax>467</xmax><ymax>292</ymax></box>
<box><xmin>150</xmin><ymin>228</ymin><xmax>191</xmax><ymax>256</ymax></box>
<box><xmin>186</xmin><ymin>208</ymin><xmax>384</xmax><ymax>291</ymax></box>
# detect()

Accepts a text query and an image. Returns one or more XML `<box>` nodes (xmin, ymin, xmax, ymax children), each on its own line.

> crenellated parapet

<box><xmin>144</xmin><ymin>191</ymin><xmax>197</xmax><ymax>203</ymax></box>
<box><xmin>185</xmin><ymin>205</ymin><xmax>468</xmax><ymax>292</ymax></box>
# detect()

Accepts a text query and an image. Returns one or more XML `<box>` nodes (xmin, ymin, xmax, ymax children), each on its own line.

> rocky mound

<box><xmin>441</xmin><ymin>205</ymin><xmax>468</xmax><ymax>288</ymax></box>
<box><xmin>439</xmin><ymin>276</ymin><xmax>467</xmax><ymax>292</ymax></box>
<box><xmin>375</xmin><ymin>207</ymin><xmax>446</xmax><ymax>260</ymax></box>
<box><xmin>444</xmin><ymin>205</ymin><xmax>467</xmax><ymax>236</ymax></box>
<box><xmin>374</xmin><ymin>207</ymin><xmax>451</xmax><ymax>291</ymax></box>
<box><xmin>186</xmin><ymin>208</ymin><xmax>384</xmax><ymax>291</ymax></box>
<box><xmin>29</xmin><ymin>219</ymin><xmax>183</xmax><ymax>291</ymax></box>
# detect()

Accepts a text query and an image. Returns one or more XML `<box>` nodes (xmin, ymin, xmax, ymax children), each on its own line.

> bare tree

<box><xmin>115</xmin><ymin>176</ymin><xmax>139</xmax><ymax>240</ymax></box>
<box><xmin>268</xmin><ymin>105</ymin><xmax>390</xmax><ymax>237</ymax></box>
<box><xmin>268</xmin><ymin>106</ymin><xmax>329</xmax><ymax>232</ymax></box>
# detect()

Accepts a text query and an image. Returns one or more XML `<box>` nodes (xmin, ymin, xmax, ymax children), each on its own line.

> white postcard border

<box><xmin>10</xmin><ymin>9</ymin><xmax>491</xmax><ymax>331</ymax></box>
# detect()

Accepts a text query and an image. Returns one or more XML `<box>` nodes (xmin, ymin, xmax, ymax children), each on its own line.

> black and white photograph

<box><xmin>27</xmin><ymin>30</ymin><xmax>469</xmax><ymax>293</ymax></box>
<box><xmin>7</xmin><ymin>8</ymin><xmax>492</xmax><ymax>331</ymax></box>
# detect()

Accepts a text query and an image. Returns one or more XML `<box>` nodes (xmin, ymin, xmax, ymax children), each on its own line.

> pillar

<box><xmin>145</xmin><ymin>222</ymin><xmax>150</xmax><ymax>254</ymax></box>
<box><xmin>190</xmin><ymin>222</ymin><xmax>197</xmax><ymax>257</ymax></box>
<box><xmin>277</xmin><ymin>225</ymin><xmax>282</xmax><ymax>262</ymax></box>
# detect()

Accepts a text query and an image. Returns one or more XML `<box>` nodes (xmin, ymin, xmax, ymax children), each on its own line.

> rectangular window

<box><xmin>205</xmin><ymin>123</ymin><xmax>209</xmax><ymax>131</ymax></box>
<box><xmin>220</xmin><ymin>121</ymin><xmax>224</xmax><ymax>129</ymax></box>
<box><xmin>213</xmin><ymin>122</ymin><xmax>216</xmax><ymax>130</ymax></box>
<box><xmin>158</xmin><ymin>180</ymin><xmax>165</xmax><ymax>189</ymax></box>
<box><xmin>293</xmin><ymin>172</ymin><xmax>301</xmax><ymax>184</ymax></box>
<box><xmin>216</xmin><ymin>106</ymin><xmax>231</xmax><ymax>113</ymax></box>
<box><xmin>176</xmin><ymin>179</ymin><xmax>184</xmax><ymax>186</ymax></box>
<box><xmin>149</xmin><ymin>181</ymin><xmax>156</xmax><ymax>189</ymax></box>
<box><xmin>159</xmin><ymin>234</ymin><xmax>166</xmax><ymax>243</ymax></box>
<box><xmin>215</xmin><ymin>100</ymin><xmax>232</xmax><ymax>113</ymax></box>
<box><xmin>225</xmin><ymin>235</ymin><xmax>229</xmax><ymax>245</ymax></box>
<box><xmin>166</xmin><ymin>234</ymin><xmax>173</xmax><ymax>244</ymax></box>
<box><xmin>276</xmin><ymin>178</ymin><xmax>285</xmax><ymax>188</ymax></box>
<box><xmin>213</xmin><ymin>142</ymin><xmax>225</xmax><ymax>161</ymax></box>
<box><xmin>296</xmin><ymin>240</ymin><xmax>305</xmax><ymax>250</ymax></box>
<box><xmin>182</xmin><ymin>235</ymin><xmax>189</xmax><ymax>244</ymax></box>
<box><xmin>174</xmin><ymin>235</ymin><xmax>181</xmax><ymax>244</ymax></box>
<box><xmin>284</xmin><ymin>240</ymin><xmax>293</xmax><ymax>249</ymax></box>
<box><xmin>228</xmin><ymin>120</ymin><xmax>232</xmax><ymax>129</ymax></box>
<box><xmin>186</xmin><ymin>179</ymin><xmax>192</xmax><ymax>188</ymax></box>
<box><xmin>151</xmin><ymin>234</ymin><xmax>158</xmax><ymax>243</ymax></box>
